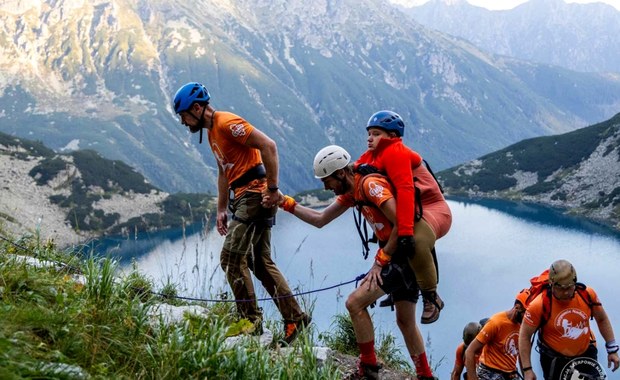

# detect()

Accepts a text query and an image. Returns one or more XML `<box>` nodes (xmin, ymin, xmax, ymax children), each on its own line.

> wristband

<box><xmin>280</xmin><ymin>195</ymin><xmax>297</xmax><ymax>213</ymax></box>
<box><xmin>268</xmin><ymin>185</ymin><xmax>279</xmax><ymax>192</ymax></box>
<box><xmin>374</xmin><ymin>248</ymin><xmax>391</xmax><ymax>267</ymax></box>
<box><xmin>606</xmin><ymin>340</ymin><xmax>619</xmax><ymax>354</ymax></box>
<box><xmin>522</xmin><ymin>367</ymin><xmax>532</xmax><ymax>372</ymax></box>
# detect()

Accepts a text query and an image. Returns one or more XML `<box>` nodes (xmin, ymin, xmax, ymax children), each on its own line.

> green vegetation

<box><xmin>440</xmin><ymin>115</ymin><xmax>620</xmax><ymax>194</ymax></box>
<box><xmin>0</xmin><ymin>230</ymin><xmax>424</xmax><ymax>379</ymax></box>
<box><xmin>0</xmin><ymin>234</ymin><xmax>344</xmax><ymax>379</ymax></box>
<box><xmin>71</xmin><ymin>150</ymin><xmax>156</xmax><ymax>195</ymax></box>
<box><xmin>29</xmin><ymin>156</ymin><xmax>68</xmax><ymax>185</ymax></box>
<box><xmin>0</xmin><ymin>131</ymin><xmax>55</xmax><ymax>159</ymax></box>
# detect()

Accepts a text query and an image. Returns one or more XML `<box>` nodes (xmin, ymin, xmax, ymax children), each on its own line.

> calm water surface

<box><xmin>90</xmin><ymin>198</ymin><xmax>620</xmax><ymax>379</ymax></box>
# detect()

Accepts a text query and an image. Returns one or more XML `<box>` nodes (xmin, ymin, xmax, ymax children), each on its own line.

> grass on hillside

<box><xmin>0</xmin><ymin>231</ymin><xmax>416</xmax><ymax>379</ymax></box>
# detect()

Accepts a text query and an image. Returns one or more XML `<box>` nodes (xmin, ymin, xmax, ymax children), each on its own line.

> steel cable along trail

<box><xmin>1</xmin><ymin>234</ymin><xmax>368</xmax><ymax>304</ymax></box>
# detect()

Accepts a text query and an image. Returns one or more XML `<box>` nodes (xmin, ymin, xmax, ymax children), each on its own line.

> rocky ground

<box><xmin>0</xmin><ymin>152</ymin><xmax>81</xmax><ymax>246</ymax></box>
<box><xmin>331</xmin><ymin>352</ymin><xmax>416</xmax><ymax>379</ymax></box>
<box><xmin>0</xmin><ymin>150</ymin><xmax>167</xmax><ymax>248</ymax></box>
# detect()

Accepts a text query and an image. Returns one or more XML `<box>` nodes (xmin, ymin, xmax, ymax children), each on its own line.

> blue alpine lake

<box><xmin>85</xmin><ymin>198</ymin><xmax>620</xmax><ymax>379</ymax></box>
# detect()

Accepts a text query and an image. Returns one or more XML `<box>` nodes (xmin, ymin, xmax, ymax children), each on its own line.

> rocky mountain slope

<box><xmin>0</xmin><ymin>132</ymin><xmax>213</xmax><ymax>247</ymax></box>
<box><xmin>438</xmin><ymin>113</ymin><xmax>620</xmax><ymax>231</ymax></box>
<box><xmin>402</xmin><ymin>0</ymin><xmax>620</xmax><ymax>73</ymax></box>
<box><xmin>1</xmin><ymin>0</ymin><xmax>620</xmax><ymax>194</ymax></box>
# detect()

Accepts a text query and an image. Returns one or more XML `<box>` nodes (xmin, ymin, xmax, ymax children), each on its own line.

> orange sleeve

<box><xmin>337</xmin><ymin>194</ymin><xmax>355</xmax><ymax>208</ymax></box>
<box><xmin>360</xmin><ymin>176</ymin><xmax>394</xmax><ymax>208</ymax></box>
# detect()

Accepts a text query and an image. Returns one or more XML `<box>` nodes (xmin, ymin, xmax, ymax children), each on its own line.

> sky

<box><xmin>390</xmin><ymin>0</ymin><xmax>620</xmax><ymax>11</ymax></box>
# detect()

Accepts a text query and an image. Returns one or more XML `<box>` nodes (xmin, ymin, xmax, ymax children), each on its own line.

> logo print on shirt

<box><xmin>367</xmin><ymin>181</ymin><xmax>384</xmax><ymax>199</ymax></box>
<box><xmin>554</xmin><ymin>309</ymin><xmax>589</xmax><ymax>340</ymax></box>
<box><xmin>230</xmin><ymin>123</ymin><xmax>246</xmax><ymax>138</ymax></box>
<box><xmin>362</xmin><ymin>207</ymin><xmax>385</xmax><ymax>234</ymax></box>
<box><xmin>503</xmin><ymin>332</ymin><xmax>519</xmax><ymax>357</ymax></box>
<box><xmin>211</xmin><ymin>142</ymin><xmax>234</xmax><ymax>172</ymax></box>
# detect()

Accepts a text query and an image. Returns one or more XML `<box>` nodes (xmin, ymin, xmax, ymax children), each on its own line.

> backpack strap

<box><xmin>541</xmin><ymin>282</ymin><xmax>599</xmax><ymax>326</ymax></box>
<box><xmin>422</xmin><ymin>159</ymin><xmax>444</xmax><ymax>194</ymax></box>
<box><xmin>353</xmin><ymin>174</ymin><xmax>383</xmax><ymax>260</ymax></box>
<box><xmin>575</xmin><ymin>283</ymin><xmax>601</xmax><ymax>320</ymax></box>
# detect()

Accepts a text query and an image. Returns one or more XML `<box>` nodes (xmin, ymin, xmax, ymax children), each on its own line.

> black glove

<box><xmin>396</xmin><ymin>236</ymin><xmax>415</xmax><ymax>260</ymax></box>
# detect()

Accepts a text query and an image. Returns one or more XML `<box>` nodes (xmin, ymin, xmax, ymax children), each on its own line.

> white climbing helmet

<box><xmin>313</xmin><ymin>145</ymin><xmax>351</xmax><ymax>179</ymax></box>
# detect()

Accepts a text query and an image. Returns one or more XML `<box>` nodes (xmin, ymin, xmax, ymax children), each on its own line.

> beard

<box><xmin>514</xmin><ymin>310</ymin><xmax>524</xmax><ymax>324</ymax></box>
<box><xmin>188</xmin><ymin>124</ymin><xmax>201</xmax><ymax>133</ymax></box>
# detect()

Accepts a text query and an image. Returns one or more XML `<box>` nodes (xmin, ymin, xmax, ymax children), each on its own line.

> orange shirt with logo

<box><xmin>207</xmin><ymin>111</ymin><xmax>265</xmax><ymax>197</ymax></box>
<box><xmin>523</xmin><ymin>287</ymin><xmax>599</xmax><ymax>356</ymax></box>
<box><xmin>476</xmin><ymin>311</ymin><xmax>520</xmax><ymax>373</ymax></box>
<box><xmin>337</xmin><ymin>174</ymin><xmax>394</xmax><ymax>243</ymax></box>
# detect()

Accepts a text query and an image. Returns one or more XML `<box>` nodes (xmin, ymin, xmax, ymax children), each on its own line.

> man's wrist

<box><xmin>606</xmin><ymin>339</ymin><xmax>619</xmax><ymax>354</ymax></box>
<box><xmin>522</xmin><ymin>366</ymin><xmax>532</xmax><ymax>372</ymax></box>
<box><xmin>267</xmin><ymin>185</ymin><xmax>279</xmax><ymax>192</ymax></box>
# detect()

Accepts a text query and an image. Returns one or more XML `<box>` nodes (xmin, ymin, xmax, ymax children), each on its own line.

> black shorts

<box><xmin>378</xmin><ymin>261</ymin><xmax>419</xmax><ymax>303</ymax></box>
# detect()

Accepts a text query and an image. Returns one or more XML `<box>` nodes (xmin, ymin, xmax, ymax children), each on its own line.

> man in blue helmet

<box><xmin>172</xmin><ymin>82</ymin><xmax>310</xmax><ymax>344</ymax></box>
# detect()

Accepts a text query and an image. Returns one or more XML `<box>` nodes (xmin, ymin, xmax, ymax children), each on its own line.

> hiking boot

<box><xmin>281</xmin><ymin>313</ymin><xmax>312</xmax><ymax>345</ymax></box>
<box><xmin>346</xmin><ymin>362</ymin><xmax>382</xmax><ymax>380</ymax></box>
<box><xmin>421</xmin><ymin>291</ymin><xmax>444</xmax><ymax>324</ymax></box>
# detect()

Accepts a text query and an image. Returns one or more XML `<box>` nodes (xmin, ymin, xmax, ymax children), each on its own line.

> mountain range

<box><xmin>438</xmin><ymin>112</ymin><xmax>620</xmax><ymax>231</ymax></box>
<box><xmin>400</xmin><ymin>0</ymin><xmax>620</xmax><ymax>73</ymax></box>
<box><xmin>1</xmin><ymin>0</ymin><xmax>619</xmax><ymax>194</ymax></box>
<box><xmin>0</xmin><ymin>131</ymin><xmax>213</xmax><ymax>247</ymax></box>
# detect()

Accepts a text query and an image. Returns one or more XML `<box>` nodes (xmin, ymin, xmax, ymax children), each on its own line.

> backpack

<box><xmin>523</xmin><ymin>269</ymin><xmax>600</xmax><ymax>326</ymax></box>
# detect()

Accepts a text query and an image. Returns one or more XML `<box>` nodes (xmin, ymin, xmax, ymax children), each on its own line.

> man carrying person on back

<box><xmin>172</xmin><ymin>82</ymin><xmax>310</xmax><ymax>344</ymax></box>
<box><xmin>518</xmin><ymin>259</ymin><xmax>619</xmax><ymax>380</ymax></box>
<box><xmin>464</xmin><ymin>291</ymin><xmax>528</xmax><ymax>380</ymax></box>
<box><xmin>355</xmin><ymin>110</ymin><xmax>451</xmax><ymax>324</ymax></box>
<box><xmin>272</xmin><ymin>145</ymin><xmax>438</xmax><ymax>380</ymax></box>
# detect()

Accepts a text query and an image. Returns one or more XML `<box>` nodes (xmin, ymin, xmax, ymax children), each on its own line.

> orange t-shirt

<box><xmin>337</xmin><ymin>174</ymin><xmax>394</xmax><ymax>243</ymax></box>
<box><xmin>476</xmin><ymin>311</ymin><xmax>520</xmax><ymax>373</ymax></box>
<box><xmin>455</xmin><ymin>342</ymin><xmax>480</xmax><ymax>367</ymax></box>
<box><xmin>523</xmin><ymin>287</ymin><xmax>599</xmax><ymax>356</ymax></box>
<box><xmin>207</xmin><ymin>111</ymin><xmax>265</xmax><ymax>196</ymax></box>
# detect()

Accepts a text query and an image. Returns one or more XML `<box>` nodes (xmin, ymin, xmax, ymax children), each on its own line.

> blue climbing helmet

<box><xmin>366</xmin><ymin>110</ymin><xmax>405</xmax><ymax>137</ymax></box>
<box><xmin>173</xmin><ymin>82</ymin><xmax>210</xmax><ymax>114</ymax></box>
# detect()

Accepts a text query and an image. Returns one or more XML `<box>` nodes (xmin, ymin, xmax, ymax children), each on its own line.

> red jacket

<box><xmin>355</xmin><ymin>138</ymin><xmax>422</xmax><ymax>236</ymax></box>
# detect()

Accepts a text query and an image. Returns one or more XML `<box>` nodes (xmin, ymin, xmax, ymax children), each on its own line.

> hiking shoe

<box><xmin>346</xmin><ymin>362</ymin><xmax>382</xmax><ymax>380</ymax></box>
<box><xmin>421</xmin><ymin>292</ymin><xmax>444</xmax><ymax>324</ymax></box>
<box><xmin>282</xmin><ymin>313</ymin><xmax>312</xmax><ymax>345</ymax></box>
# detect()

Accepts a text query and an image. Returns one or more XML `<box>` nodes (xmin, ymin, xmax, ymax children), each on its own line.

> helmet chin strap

<box><xmin>197</xmin><ymin>105</ymin><xmax>207</xmax><ymax>144</ymax></box>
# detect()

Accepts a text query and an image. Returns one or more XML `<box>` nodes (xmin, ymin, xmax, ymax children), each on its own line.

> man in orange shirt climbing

<box><xmin>275</xmin><ymin>145</ymin><xmax>438</xmax><ymax>380</ymax></box>
<box><xmin>464</xmin><ymin>291</ymin><xmax>527</xmax><ymax>379</ymax></box>
<box><xmin>173</xmin><ymin>82</ymin><xmax>310</xmax><ymax>344</ymax></box>
<box><xmin>519</xmin><ymin>259</ymin><xmax>619</xmax><ymax>380</ymax></box>
<box><xmin>451</xmin><ymin>321</ymin><xmax>483</xmax><ymax>380</ymax></box>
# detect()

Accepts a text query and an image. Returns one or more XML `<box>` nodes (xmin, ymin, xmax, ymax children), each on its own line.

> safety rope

<box><xmin>150</xmin><ymin>273</ymin><xmax>367</xmax><ymax>304</ymax></box>
<box><xmin>0</xmin><ymin>234</ymin><xmax>367</xmax><ymax>304</ymax></box>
